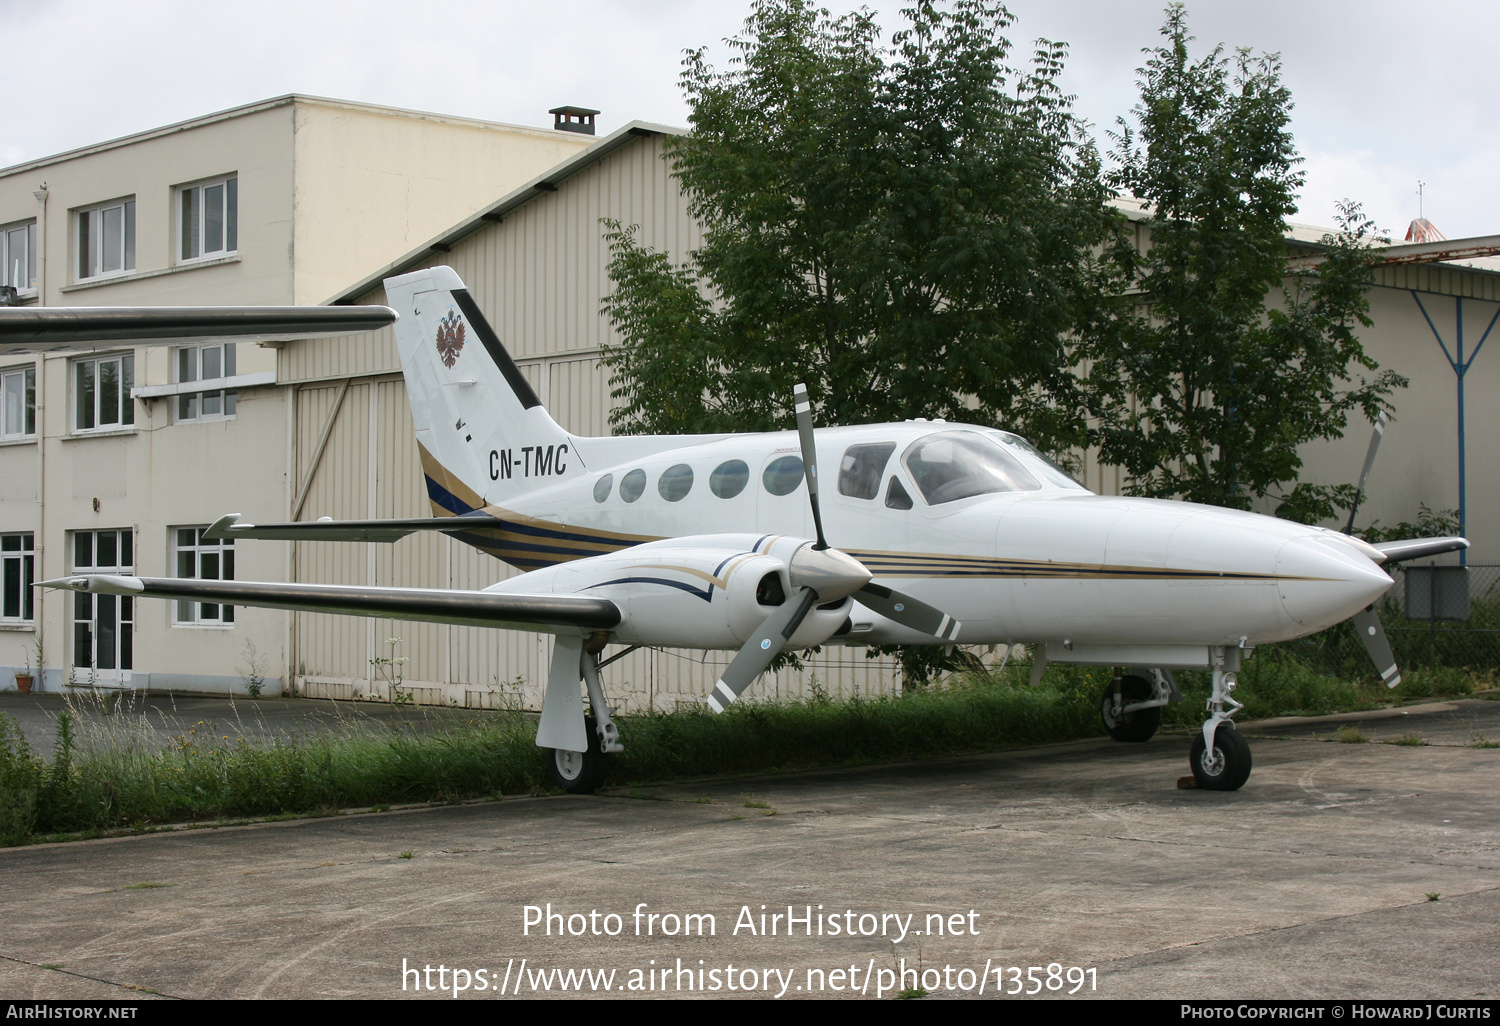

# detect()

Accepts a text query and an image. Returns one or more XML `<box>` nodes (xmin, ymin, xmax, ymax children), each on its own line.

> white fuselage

<box><xmin>465</xmin><ymin>421</ymin><xmax>1393</xmax><ymax>652</ymax></box>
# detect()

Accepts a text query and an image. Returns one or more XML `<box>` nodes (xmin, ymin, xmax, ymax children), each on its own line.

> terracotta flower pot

<box><xmin>15</xmin><ymin>674</ymin><xmax>34</xmax><ymax>694</ymax></box>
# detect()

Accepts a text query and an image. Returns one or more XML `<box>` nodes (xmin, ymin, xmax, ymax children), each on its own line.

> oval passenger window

<box><xmin>593</xmin><ymin>474</ymin><xmax>613</xmax><ymax>503</ymax></box>
<box><xmin>762</xmin><ymin>455</ymin><xmax>804</xmax><ymax>496</ymax></box>
<box><xmin>710</xmin><ymin>460</ymin><xmax>749</xmax><ymax>499</ymax></box>
<box><xmin>620</xmin><ymin>469</ymin><xmax>647</xmax><ymax>503</ymax></box>
<box><xmin>658</xmin><ymin>464</ymin><xmax>694</xmax><ymax>502</ymax></box>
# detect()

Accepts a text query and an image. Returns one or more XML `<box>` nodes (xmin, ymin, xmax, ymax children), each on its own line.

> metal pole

<box><xmin>1429</xmin><ymin>560</ymin><xmax>1438</xmax><ymax>665</ymax></box>
<box><xmin>1456</xmin><ymin>299</ymin><xmax>1467</xmax><ymax>566</ymax></box>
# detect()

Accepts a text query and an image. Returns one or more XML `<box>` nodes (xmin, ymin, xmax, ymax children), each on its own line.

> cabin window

<box><xmin>620</xmin><ymin>469</ymin><xmax>646</xmax><ymax>503</ymax></box>
<box><xmin>658</xmin><ymin>464</ymin><xmax>694</xmax><ymax>502</ymax></box>
<box><xmin>837</xmin><ymin>442</ymin><xmax>896</xmax><ymax>500</ymax></box>
<box><xmin>762</xmin><ymin>455</ymin><xmax>803</xmax><ymax>496</ymax></box>
<box><xmin>593</xmin><ymin>474</ymin><xmax>613</xmax><ymax>503</ymax></box>
<box><xmin>710</xmin><ymin>460</ymin><xmax>749</xmax><ymax>499</ymax></box>
<box><xmin>902</xmin><ymin>431</ymin><xmax>1041</xmax><ymax>505</ymax></box>
<box><xmin>885</xmin><ymin>477</ymin><xmax>913</xmax><ymax>510</ymax></box>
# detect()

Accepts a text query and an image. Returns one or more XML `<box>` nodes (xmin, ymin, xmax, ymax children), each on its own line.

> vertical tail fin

<box><xmin>385</xmin><ymin>266</ymin><xmax>579</xmax><ymax>513</ymax></box>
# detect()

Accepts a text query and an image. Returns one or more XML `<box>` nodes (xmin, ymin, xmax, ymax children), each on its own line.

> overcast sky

<box><xmin>5</xmin><ymin>0</ymin><xmax>1494</xmax><ymax>239</ymax></box>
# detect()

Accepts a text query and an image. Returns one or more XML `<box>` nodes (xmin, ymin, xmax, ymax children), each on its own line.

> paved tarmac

<box><xmin>1</xmin><ymin>696</ymin><xmax>1497</xmax><ymax>1001</ymax></box>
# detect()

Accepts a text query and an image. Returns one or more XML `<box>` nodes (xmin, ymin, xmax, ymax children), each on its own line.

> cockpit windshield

<box><xmin>901</xmin><ymin>431</ymin><xmax>1042</xmax><ymax>504</ymax></box>
<box><xmin>996</xmin><ymin>432</ymin><xmax>1089</xmax><ymax>490</ymax></box>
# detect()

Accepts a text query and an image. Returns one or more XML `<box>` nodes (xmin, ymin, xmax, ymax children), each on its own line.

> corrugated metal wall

<box><xmin>281</xmin><ymin>130</ymin><xmax>903</xmax><ymax>709</ymax></box>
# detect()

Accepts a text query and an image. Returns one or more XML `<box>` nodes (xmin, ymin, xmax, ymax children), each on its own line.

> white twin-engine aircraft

<box><xmin>8</xmin><ymin>266</ymin><xmax>1467</xmax><ymax>793</ymax></box>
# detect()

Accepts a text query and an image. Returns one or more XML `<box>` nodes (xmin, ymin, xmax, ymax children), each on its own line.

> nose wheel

<box><xmin>1189</xmin><ymin>723</ymin><xmax>1252</xmax><ymax>790</ymax></box>
<box><xmin>1189</xmin><ymin>647</ymin><xmax>1252</xmax><ymax>790</ymax></box>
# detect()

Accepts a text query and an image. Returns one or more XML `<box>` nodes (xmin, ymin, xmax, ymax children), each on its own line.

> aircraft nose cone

<box><xmin>1276</xmin><ymin>534</ymin><xmax>1393</xmax><ymax>630</ymax></box>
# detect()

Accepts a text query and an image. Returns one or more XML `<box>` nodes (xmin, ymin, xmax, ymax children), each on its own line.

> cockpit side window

<box><xmin>837</xmin><ymin>442</ymin><xmax>896</xmax><ymax>500</ymax></box>
<box><xmin>885</xmin><ymin>476</ymin><xmax>913</xmax><ymax>510</ymax></box>
<box><xmin>901</xmin><ymin>431</ymin><xmax>1042</xmax><ymax>505</ymax></box>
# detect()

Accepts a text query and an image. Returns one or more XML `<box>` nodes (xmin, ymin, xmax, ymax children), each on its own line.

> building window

<box><xmin>74</xmin><ymin>354</ymin><xmax>135</xmax><ymax>432</ymax></box>
<box><xmin>174</xmin><ymin>527</ymin><xmax>233</xmax><ymax>625</ymax></box>
<box><xmin>1</xmin><ymin>533</ymin><xmax>34</xmax><ymax>623</ymax></box>
<box><xmin>71</xmin><ymin>529</ymin><xmax>133</xmax><ymax>675</ymax></box>
<box><xmin>2</xmin><ymin>366</ymin><xmax>35</xmax><ymax>439</ymax></box>
<box><xmin>1</xmin><ymin>220</ymin><xmax>36</xmax><ymax>292</ymax></box>
<box><xmin>175</xmin><ymin>343</ymin><xmax>238</xmax><ymax>422</ymax></box>
<box><xmin>76</xmin><ymin>199</ymin><xmax>136</xmax><ymax>281</ymax></box>
<box><xmin>179</xmin><ymin>176</ymin><xmax>237</xmax><ymax>262</ymax></box>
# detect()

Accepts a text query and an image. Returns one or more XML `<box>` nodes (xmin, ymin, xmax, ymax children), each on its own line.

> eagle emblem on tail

<box><xmin>435</xmin><ymin>310</ymin><xmax>466</xmax><ymax>368</ymax></box>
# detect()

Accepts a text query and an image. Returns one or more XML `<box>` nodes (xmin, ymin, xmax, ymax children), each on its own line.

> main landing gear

<box><xmin>1100</xmin><ymin>673</ymin><xmax>1165</xmax><ymax>743</ymax></box>
<box><xmin>550</xmin><ymin>717</ymin><xmax>609</xmax><ymax>793</ymax></box>
<box><xmin>539</xmin><ymin>635</ymin><xmax>624</xmax><ymax>794</ymax></box>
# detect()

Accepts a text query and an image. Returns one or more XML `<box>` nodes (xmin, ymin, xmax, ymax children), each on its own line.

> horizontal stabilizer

<box><xmin>203</xmin><ymin>512</ymin><xmax>502</xmax><ymax>543</ymax></box>
<box><xmin>0</xmin><ymin>305</ymin><xmax>396</xmax><ymax>354</ymax></box>
<box><xmin>41</xmin><ymin>575</ymin><xmax>620</xmax><ymax>632</ymax></box>
<box><xmin>1373</xmin><ymin>537</ymin><xmax>1469</xmax><ymax>564</ymax></box>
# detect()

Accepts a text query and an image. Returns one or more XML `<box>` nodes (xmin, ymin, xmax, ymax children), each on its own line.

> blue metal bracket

<box><xmin>1410</xmin><ymin>292</ymin><xmax>1500</xmax><ymax>564</ymax></box>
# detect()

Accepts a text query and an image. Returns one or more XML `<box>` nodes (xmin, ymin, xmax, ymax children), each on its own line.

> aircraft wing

<box><xmin>202</xmin><ymin>512</ymin><xmax>502</xmax><ymax>543</ymax></box>
<box><xmin>41</xmin><ymin>575</ymin><xmax>620</xmax><ymax>633</ymax></box>
<box><xmin>0</xmin><ymin>305</ymin><xmax>396</xmax><ymax>354</ymax></box>
<box><xmin>1372</xmin><ymin>537</ymin><xmax>1469</xmax><ymax>564</ymax></box>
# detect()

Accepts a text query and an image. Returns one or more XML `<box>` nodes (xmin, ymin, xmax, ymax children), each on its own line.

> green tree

<box><xmin>1080</xmin><ymin>5</ymin><xmax>1405</xmax><ymax>517</ymax></box>
<box><xmin>600</xmin><ymin>0</ymin><xmax>1124</xmax><ymax>453</ymax></box>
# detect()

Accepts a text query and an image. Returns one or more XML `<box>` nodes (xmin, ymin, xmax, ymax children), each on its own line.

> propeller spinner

<box><xmin>705</xmin><ymin>384</ymin><xmax>963</xmax><ymax>712</ymax></box>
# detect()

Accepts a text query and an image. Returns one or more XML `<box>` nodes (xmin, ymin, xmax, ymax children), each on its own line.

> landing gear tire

<box><xmin>1189</xmin><ymin>723</ymin><xmax>1252</xmax><ymax>791</ymax></box>
<box><xmin>1101</xmin><ymin>675</ymin><xmax>1160</xmax><ymax>743</ymax></box>
<box><xmin>548</xmin><ymin>717</ymin><xmax>608</xmax><ymax>794</ymax></box>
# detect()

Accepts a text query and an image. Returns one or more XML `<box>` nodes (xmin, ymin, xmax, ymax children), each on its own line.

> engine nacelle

<box><xmin>487</xmin><ymin>533</ymin><xmax>852</xmax><ymax>650</ymax></box>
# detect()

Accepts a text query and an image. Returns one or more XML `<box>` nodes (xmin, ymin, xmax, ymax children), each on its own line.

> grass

<box><xmin>0</xmin><ymin>651</ymin><xmax>1491</xmax><ymax>847</ymax></box>
<box><xmin>1335</xmin><ymin>724</ymin><xmax>1371</xmax><ymax>743</ymax></box>
<box><xmin>1390</xmin><ymin>733</ymin><xmax>1428</xmax><ymax>747</ymax></box>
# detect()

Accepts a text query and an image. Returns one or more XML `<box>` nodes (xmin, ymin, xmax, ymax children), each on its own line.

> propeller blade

<box><xmin>1343</xmin><ymin>410</ymin><xmax>1388</xmax><ymax>535</ymax></box>
<box><xmin>857</xmin><ymin>582</ymin><xmax>962</xmax><ymax>641</ymax></box>
<box><xmin>1352</xmin><ymin>604</ymin><xmax>1401</xmax><ymax>689</ymax></box>
<box><xmin>705</xmin><ymin>588</ymin><xmax>819</xmax><ymax>713</ymax></box>
<box><xmin>793</xmin><ymin>382</ymin><xmax>829</xmax><ymax>550</ymax></box>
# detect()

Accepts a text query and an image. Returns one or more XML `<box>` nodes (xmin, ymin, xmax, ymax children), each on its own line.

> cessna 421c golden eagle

<box><xmin>2</xmin><ymin>267</ymin><xmax>1466</xmax><ymax>792</ymax></box>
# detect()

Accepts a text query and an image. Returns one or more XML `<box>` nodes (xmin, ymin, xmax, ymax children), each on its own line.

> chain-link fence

<box><xmin>1282</xmin><ymin>563</ymin><xmax>1500</xmax><ymax>676</ymax></box>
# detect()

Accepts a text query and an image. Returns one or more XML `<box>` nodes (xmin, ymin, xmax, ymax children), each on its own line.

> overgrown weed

<box><xmin>0</xmin><ymin>646</ymin><xmax>1487</xmax><ymax>846</ymax></box>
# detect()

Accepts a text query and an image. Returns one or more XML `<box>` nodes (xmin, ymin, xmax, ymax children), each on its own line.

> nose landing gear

<box><xmin>1190</xmin><ymin>646</ymin><xmax>1252</xmax><ymax>790</ymax></box>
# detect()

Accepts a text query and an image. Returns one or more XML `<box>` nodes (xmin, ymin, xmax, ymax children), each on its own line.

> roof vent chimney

<box><xmin>549</xmin><ymin>106</ymin><xmax>599</xmax><ymax>135</ymax></box>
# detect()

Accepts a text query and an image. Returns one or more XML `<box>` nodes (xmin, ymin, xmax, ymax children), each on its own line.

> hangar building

<box><xmin>0</xmin><ymin>100</ymin><xmax>1493</xmax><ymax>705</ymax></box>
